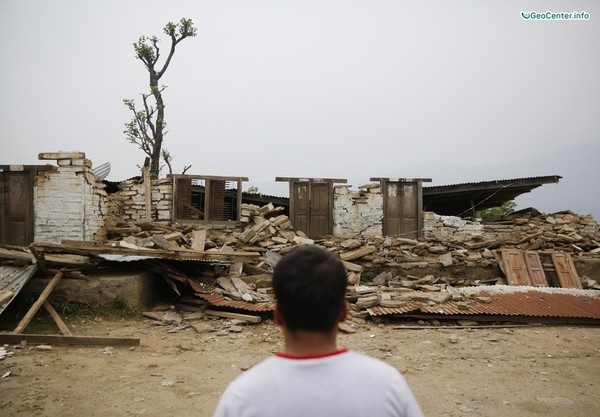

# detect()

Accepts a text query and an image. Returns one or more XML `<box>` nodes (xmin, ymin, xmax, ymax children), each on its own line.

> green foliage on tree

<box><xmin>247</xmin><ymin>186</ymin><xmax>260</xmax><ymax>194</ymax></box>
<box><xmin>476</xmin><ymin>200</ymin><xmax>517</xmax><ymax>219</ymax></box>
<box><xmin>123</xmin><ymin>18</ymin><xmax>197</xmax><ymax>178</ymax></box>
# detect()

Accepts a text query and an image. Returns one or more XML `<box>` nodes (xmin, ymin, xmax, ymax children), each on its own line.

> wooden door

<box><xmin>310</xmin><ymin>182</ymin><xmax>331</xmax><ymax>239</ymax></box>
<box><xmin>292</xmin><ymin>182</ymin><xmax>310</xmax><ymax>236</ymax></box>
<box><xmin>551</xmin><ymin>253</ymin><xmax>582</xmax><ymax>289</ymax></box>
<box><xmin>501</xmin><ymin>249</ymin><xmax>532</xmax><ymax>286</ymax></box>
<box><xmin>383</xmin><ymin>181</ymin><xmax>420</xmax><ymax>238</ymax></box>
<box><xmin>0</xmin><ymin>169</ymin><xmax>35</xmax><ymax>246</ymax></box>
<box><xmin>524</xmin><ymin>250</ymin><xmax>549</xmax><ymax>287</ymax></box>
<box><xmin>291</xmin><ymin>182</ymin><xmax>332</xmax><ymax>238</ymax></box>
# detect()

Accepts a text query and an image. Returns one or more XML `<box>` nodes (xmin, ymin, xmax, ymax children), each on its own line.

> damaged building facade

<box><xmin>1</xmin><ymin>152</ymin><xmax>107</xmax><ymax>246</ymax></box>
<box><xmin>1</xmin><ymin>152</ymin><xmax>597</xmax><ymax>252</ymax></box>
<box><xmin>1</xmin><ymin>151</ymin><xmax>599</xmax><ymax>326</ymax></box>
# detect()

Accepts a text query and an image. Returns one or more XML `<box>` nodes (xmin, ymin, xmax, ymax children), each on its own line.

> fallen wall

<box><xmin>107</xmin><ymin>178</ymin><xmax>172</xmax><ymax>224</ymax></box>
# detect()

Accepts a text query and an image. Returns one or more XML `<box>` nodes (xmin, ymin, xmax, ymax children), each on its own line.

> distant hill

<box><xmin>380</xmin><ymin>139</ymin><xmax>600</xmax><ymax>221</ymax></box>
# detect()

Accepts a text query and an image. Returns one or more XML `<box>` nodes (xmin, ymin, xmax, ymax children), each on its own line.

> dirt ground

<box><xmin>1</xmin><ymin>313</ymin><xmax>599</xmax><ymax>417</ymax></box>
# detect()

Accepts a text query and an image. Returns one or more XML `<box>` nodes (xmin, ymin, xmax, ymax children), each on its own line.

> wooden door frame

<box><xmin>0</xmin><ymin>165</ymin><xmax>52</xmax><ymax>246</ymax></box>
<box><xmin>276</xmin><ymin>177</ymin><xmax>347</xmax><ymax>238</ymax></box>
<box><xmin>371</xmin><ymin>177</ymin><xmax>431</xmax><ymax>238</ymax></box>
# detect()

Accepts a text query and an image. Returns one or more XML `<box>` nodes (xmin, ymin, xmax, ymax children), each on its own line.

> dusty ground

<box><xmin>0</xmin><ymin>313</ymin><xmax>599</xmax><ymax>417</ymax></box>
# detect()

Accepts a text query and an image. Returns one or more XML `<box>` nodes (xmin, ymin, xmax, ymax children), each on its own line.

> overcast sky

<box><xmin>1</xmin><ymin>1</ymin><xmax>598</xmax><ymax>216</ymax></box>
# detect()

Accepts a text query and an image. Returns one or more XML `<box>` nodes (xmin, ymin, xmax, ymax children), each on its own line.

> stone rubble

<box><xmin>101</xmin><ymin>203</ymin><xmax>599</xmax><ymax>317</ymax></box>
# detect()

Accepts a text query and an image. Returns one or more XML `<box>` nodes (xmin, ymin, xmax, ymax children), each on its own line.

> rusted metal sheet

<box><xmin>524</xmin><ymin>250</ymin><xmax>548</xmax><ymax>287</ymax></box>
<box><xmin>188</xmin><ymin>278</ymin><xmax>275</xmax><ymax>313</ymax></box>
<box><xmin>196</xmin><ymin>292</ymin><xmax>275</xmax><ymax>313</ymax></box>
<box><xmin>369</xmin><ymin>288</ymin><xmax>600</xmax><ymax>319</ymax></box>
<box><xmin>0</xmin><ymin>264</ymin><xmax>38</xmax><ymax>316</ymax></box>
<box><xmin>551</xmin><ymin>253</ymin><xmax>583</xmax><ymax>289</ymax></box>
<box><xmin>367</xmin><ymin>302</ymin><xmax>421</xmax><ymax>317</ymax></box>
<box><xmin>501</xmin><ymin>249</ymin><xmax>532</xmax><ymax>286</ymax></box>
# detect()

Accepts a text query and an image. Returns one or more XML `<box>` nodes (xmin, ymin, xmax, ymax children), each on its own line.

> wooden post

<box><xmin>14</xmin><ymin>271</ymin><xmax>64</xmax><ymax>334</ymax></box>
<box><xmin>29</xmin><ymin>246</ymin><xmax>51</xmax><ymax>278</ymax></box>
<box><xmin>143</xmin><ymin>157</ymin><xmax>152</xmax><ymax>221</ymax></box>
<box><xmin>43</xmin><ymin>301</ymin><xmax>72</xmax><ymax>335</ymax></box>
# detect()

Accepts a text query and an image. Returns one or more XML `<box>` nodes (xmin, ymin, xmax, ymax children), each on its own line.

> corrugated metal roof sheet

<box><xmin>424</xmin><ymin>175</ymin><xmax>562</xmax><ymax>190</ymax></box>
<box><xmin>196</xmin><ymin>292</ymin><xmax>275</xmax><ymax>312</ymax></box>
<box><xmin>368</xmin><ymin>286</ymin><xmax>600</xmax><ymax>319</ymax></box>
<box><xmin>187</xmin><ymin>278</ymin><xmax>275</xmax><ymax>313</ymax></box>
<box><xmin>0</xmin><ymin>264</ymin><xmax>38</xmax><ymax>316</ymax></box>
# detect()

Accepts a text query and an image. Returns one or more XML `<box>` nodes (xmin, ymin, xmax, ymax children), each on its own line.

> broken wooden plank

<box><xmin>43</xmin><ymin>301</ymin><xmax>72</xmax><ymax>336</ymax></box>
<box><xmin>0</xmin><ymin>333</ymin><xmax>140</xmax><ymax>347</ymax></box>
<box><xmin>29</xmin><ymin>246</ymin><xmax>51</xmax><ymax>278</ymax></box>
<box><xmin>31</xmin><ymin>242</ymin><xmax>260</xmax><ymax>261</ymax></box>
<box><xmin>204</xmin><ymin>309</ymin><xmax>261</xmax><ymax>323</ymax></box>
<box><xmin>14</xmin><ymin>271</ymin><xmax>64</xmax><ymax>334</ymax></box>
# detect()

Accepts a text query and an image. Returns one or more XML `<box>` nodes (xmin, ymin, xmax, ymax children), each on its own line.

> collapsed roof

<box><xmin>423</xmin><ymin>175</ymin><xmax>562</xmax><ymax>217</ymax></box>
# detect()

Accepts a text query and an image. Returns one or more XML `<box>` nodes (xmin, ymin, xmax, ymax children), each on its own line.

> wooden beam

<box><xmin>29</xmin><ymin>245</ymin><xmax>51</xmax><ymax>278</ymax></box>
<box><xmin>0</xmin><ymin>333</ymin><xmax>140</xmax><ymax>347</ymax></box>
<box><xmin>31</xmin><ymin>242</ymin><xmax>260</xmax><ymax>261</ymax></box>
<box><xmin>205</xmin><ymin>309</ymin><xmax>262</xmax><ymax>323</ymax></box>
<box><xmin>143</xmin><ymin>157</ymin><xmax>152</xmax><ymax>221</ymax></box>
<box><xmin>43</xmin><ymin>301</ymin><xmax>72</xmax><ymax>336</ymax></box>
<box><xmin>14</xmin><ymin>271</ymin><xmax>64</xmax><ymax>334</ymax></box>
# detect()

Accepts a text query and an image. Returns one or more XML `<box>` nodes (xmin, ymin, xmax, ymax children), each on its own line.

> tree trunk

<box><xmin>149</xmin><ymin>72</ymin><xmax>163</xmax><ymax>178</ymax></box>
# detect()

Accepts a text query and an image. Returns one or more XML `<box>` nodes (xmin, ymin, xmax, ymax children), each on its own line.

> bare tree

<box><xmin>123</xmin><ymin>18</ymin><xmax>197</xmax><ymax>178</ymax></box>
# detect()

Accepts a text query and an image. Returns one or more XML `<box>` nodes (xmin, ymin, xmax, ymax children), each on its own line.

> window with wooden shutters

<box><xmin>172</xmin><ymin>175</ymin><xmax>247</xmax><ymax>224</ymax></box>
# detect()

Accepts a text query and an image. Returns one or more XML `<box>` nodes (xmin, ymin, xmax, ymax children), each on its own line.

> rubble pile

<box><xmin>105</xmin><ymin>203</ymin><xmax>599</xmax><ymax>272</ymax></box>
<box><xmin>99</xmin><ymin>203</ymin><xmax>600</xmax><ymax>317</ymax></box>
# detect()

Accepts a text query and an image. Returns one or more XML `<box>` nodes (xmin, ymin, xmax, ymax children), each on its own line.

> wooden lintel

<box><xmin>31</xmin><ymin>243</ymin><xmax>260</xmax><ymax>261</ymax></box>
<box><xmin>205</xmin><ymin>309</ymin><xmax>262</xmax><ymax>323</ymax></box>
<box><xmin>170</xmin><ymin>174</ymin><xmax>249</xmax><ymax>182</ymax></box>
<box><xmin>275</xmin><ymin>177</ymin><xmax>347</xmax><ymax>183</ymax></box>
<box><xmin>0</xmin><ymin>333</ymin><xmax>140</xmax><ymax>347</ymax></box>
<box><xmin>370</xmin><ymin>177</ymin><xmax>433</xmax><ymax>183</ymax></box>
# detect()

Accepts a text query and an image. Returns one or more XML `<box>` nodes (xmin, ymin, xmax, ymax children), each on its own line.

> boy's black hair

<box><xmin>272</xmin><ymin>246</ymin><xmax>347</xmax><ymax>332</ymax></box>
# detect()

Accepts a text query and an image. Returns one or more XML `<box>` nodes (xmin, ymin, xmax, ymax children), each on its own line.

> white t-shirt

<box><xmin>212</xmin><ymin>349</ymin><xmax>423</xmax><ymax>417</ymax></box>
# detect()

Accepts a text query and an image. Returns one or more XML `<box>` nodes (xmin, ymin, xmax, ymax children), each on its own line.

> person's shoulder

<box><xmin>344</xmin><ymin>350</ymin><xmax>397</xmax><ymax>367</ymax></box>
<box><xmin>342</xmin><ymin>350</ymin><xmax>405</xmax><ymax>376</ymax></box>
<box><xmin>225</xmin><ymin>355</ymin><xmax>279</xmax><ymax>387</ymax></box>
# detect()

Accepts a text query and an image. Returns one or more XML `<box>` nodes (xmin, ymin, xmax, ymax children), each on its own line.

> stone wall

<box><xmin>333</xmin><ymin>183</ymin><xmax>383</xmax><ymax>239</ymax></box>
<box><xmin>107</xmin><ymin>178</ymin><xmax>172</xmax><ymax>224</ymax></box>
<box><xmin>423</xmin><ymin>210</ymin><xmax>598</xmax><ymax>249</ymax></box>
<box><xmin>34</xmin><ymin>152</ymin><xmax>107</xmax><ymax>243</ymax></box>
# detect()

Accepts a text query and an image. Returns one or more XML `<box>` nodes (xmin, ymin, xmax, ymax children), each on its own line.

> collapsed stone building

<box><xmin>1</xmin><ymin>151</ymin><xmax>599</xmax><ymax>328</ymax></box>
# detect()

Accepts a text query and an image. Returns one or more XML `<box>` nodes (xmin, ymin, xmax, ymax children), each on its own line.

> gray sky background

<box><xmin>1</xmin><ymin>1</ymin><xmax>598</xmax><ymax>218</ymax></box>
